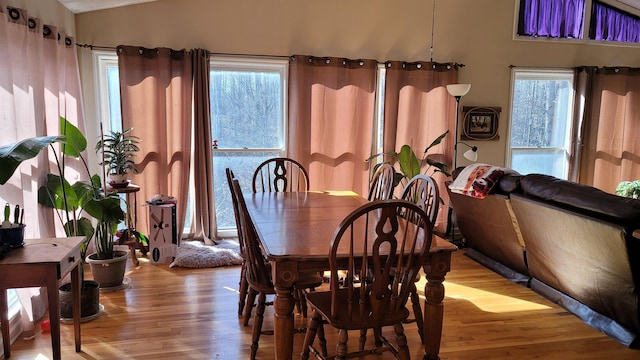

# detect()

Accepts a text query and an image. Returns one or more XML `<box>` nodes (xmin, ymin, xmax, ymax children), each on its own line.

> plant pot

<box><xmin>59</xmin><ymin>280</ymin><xmax>101</xmax><ymax>320</ymax></box>
<box><xmin>0</xmin><ymin>224</ymin><xmax>25</xmax><ymax>248</ymax></box>
<box><xmin>87</xmin><ymin>250</ymin><xmax>130</xmax><ymax>288</ymax></box>
<box><xmin>108</xmin><ymin>173</ymin><xmax>130</xmax><ymax>188</ymax></box>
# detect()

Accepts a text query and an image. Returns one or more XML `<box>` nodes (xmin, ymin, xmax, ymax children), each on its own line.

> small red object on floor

<box><xmin>40</xmin><ymin>319</ymin><xmax>50</xmax><ymax>332</ymax></box>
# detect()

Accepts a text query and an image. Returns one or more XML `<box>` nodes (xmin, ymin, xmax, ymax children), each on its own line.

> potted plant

<box><xmin>95</xmin><ymin>127</ymin><xmax>140</xmax><ymax>188</ymax></box>
<box><xmin>366</xmin><ymin>130</ymin><xmax>451</xmax><ymax>194</ymax></box>
<box><xmin>615</xmin><ymin>180</ymin><xmax>640</xmax><ymax>199</ymax></box>
<box><xmin>35</xmin><ymin>117</ymin><xmax>127</xmax><ymax>316</ymax></box>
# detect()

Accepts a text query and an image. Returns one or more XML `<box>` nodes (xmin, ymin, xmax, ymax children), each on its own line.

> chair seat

<box><xmin>249</xmin><ymin>271</ymin><xmax>324</xmax><ymax>295</ymax></box>
<box><xmin>306</xmin><ymin>289</ymin><xmax>410</xmax><ymax>330</ymax></box>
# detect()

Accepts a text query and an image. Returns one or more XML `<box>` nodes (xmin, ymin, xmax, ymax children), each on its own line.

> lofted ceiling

<box><xmin>57</xmin><ymin>0</ymin><xmax>157</xmax><ymax>14</ymax></box>
<box><xmin>58</xmin><ymin>0</ymin><xmax>640</xmax><ymax>15</ymax></box>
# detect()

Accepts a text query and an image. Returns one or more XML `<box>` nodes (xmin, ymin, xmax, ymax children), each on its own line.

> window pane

<box><xmin>511</xmin><ymin>149</ymin><xmax>567</xmax><ymax>177</ymax></box>
<box><xmin>511</xmin><ymin>76</ymin><xmax>571</xmax><ymax>148</ymax></box>
<box><xmin>106</xmin><ymin>65</ymin><xmax>122</xmax><ymax>133</ymax></box>
<box><xmin>213</xmin><ymin>151</ymin><xmax>280</xmax><ymax>229</ymax></box>
<box><xmin>210</xmin><ymin>70</ymin><xmax>283</xmax><ymax>149</ymax></box>
<box><xmin>509</xmin><ymin>69</ymin><xmax>574</xmax><ymax>179</ymax></box>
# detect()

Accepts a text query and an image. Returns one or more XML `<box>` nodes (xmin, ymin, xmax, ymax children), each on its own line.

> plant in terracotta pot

<box><xmin>95</xmin><ymin>127</ymin><xmax>140</xmax><ymax>188</ymax></box>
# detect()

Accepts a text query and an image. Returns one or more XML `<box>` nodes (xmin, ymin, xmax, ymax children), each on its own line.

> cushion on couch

<box><xmin>520</xmin><ymin>174</ymin><xmax>640</xmax><ymax>228</ymax></box>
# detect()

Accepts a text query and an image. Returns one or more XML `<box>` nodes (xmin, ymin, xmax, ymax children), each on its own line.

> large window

<box><xmin>507</xmin><ymin>69</ymin><xmax>574</xmax><ymax>179</ymax></box>
<box><xmin>210</xmin><ymin>57</ymin><xmax>287</xmax><ymax>235</ymax></box>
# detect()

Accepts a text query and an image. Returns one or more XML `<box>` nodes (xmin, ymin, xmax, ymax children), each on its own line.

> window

<box><xmin>507</xmin><ymin>69</ymin><xmax>575</xmax><ymax>179</ymax></box>
<box><xmin>93</xmin><ymin>51</ymin><xmax>122</xmax><ymax>134</ymax></box>
<box><xmin>210</xmin><ymin>57</ymin><xmax>287</xmax><ymax>236</ymax></box>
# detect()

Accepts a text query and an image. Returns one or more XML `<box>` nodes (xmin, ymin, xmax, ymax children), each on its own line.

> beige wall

<box><xmin>51</xmin><ymin>0</ymin><xmax>640</xmax><ymax>166</ymax></box>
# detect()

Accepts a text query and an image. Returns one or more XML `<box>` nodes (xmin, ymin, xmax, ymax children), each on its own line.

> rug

<box><xmin>169</xmin><ymin>239</ymin><xmax>243</xmax><ymax>268</ymax></box>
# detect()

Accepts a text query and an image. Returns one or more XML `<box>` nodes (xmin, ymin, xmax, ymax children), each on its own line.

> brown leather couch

<box><xmin>449</xmin><ymin>172</ymin><xmax>640</xmax><ymax>347</ymax></box>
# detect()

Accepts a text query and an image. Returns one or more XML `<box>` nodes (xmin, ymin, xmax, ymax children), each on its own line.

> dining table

<box><xmin>244</xmin><ymin>190</ymin><xmax>458</xmax><ymax>360</ymax></box>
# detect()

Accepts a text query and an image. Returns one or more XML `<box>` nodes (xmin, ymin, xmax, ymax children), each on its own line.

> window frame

<box><xmin>209</xmin><ymin>56</ymin><xmax>289</xmax><ymax>236</ymax></box>
<box><xmin>513</xmin><ymin>0</ymin><xmax>640</xmax><ymax>47</ymax></box>
<box><xmin>506</xmin><ymin>67</ymin><xmax>576</xmax><ymax>179</ymax></box>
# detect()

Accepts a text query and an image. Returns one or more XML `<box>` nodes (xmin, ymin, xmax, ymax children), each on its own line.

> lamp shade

<box><xmin>446</xmin><ymin>84</ymin><xmax>471</xmax><ymax>97</ymax></box>
<box><xmin>463</xmin><ymin>147</ymin><xmax>478</xmax><ymax>162</ymax></box>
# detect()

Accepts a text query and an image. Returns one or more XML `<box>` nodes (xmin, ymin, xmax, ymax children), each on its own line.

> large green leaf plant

<box><xmin>366</xmin><ymin>130</ymin><xmax>451</xmax><ymax>194</ymax></box>
<box><xmin>37</xmin><ymin>117</ymin><xmax>125</xmax><ymax>261</ymax></box>
<box><xmin>0</xmin><ymin>116</ymin><xmax>126</xmax><ymax>267</ymax></box>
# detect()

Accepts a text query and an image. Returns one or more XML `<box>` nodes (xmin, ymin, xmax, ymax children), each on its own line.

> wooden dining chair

<box><xmin>252</xmin><ymin>157</ymin><xmax>309</xmax><ymax>193</ymax></box>
<box><xmin>301</xmin><ymin>199</ymin><xmax>434</xmax><ymax>360</ymax></box>
<box><xmin>399</xmin><ymin>174</ymin><xmax>440</xmax><ymax>343</ymax></box>
<box><xmin>251</xmin><ymin>156</ymin><xmax>314</xmax><ymax>316</ymax></box>
<box><xmin>225</xmin><ymin>168</ymin><xmax>250</xmax><ymax>321</ymax></box>
<box><xmin>368</xmin><ymin>163</ymin><xmax>395</xmax><ymax>201</ymax></box>
<box><xmin>231</xmin><ymin>178</ymin><xmax>324</xmax><ymax>360</ymax></box>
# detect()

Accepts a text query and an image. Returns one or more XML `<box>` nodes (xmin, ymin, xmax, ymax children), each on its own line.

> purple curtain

<box><xmin>518</xmin><ymin>0</ymin><xmax>585</xmax><ymax>38</ymax></box>
<box><xmin>590</xmin><ymin>0</ymin><xmax>640</xmax><ymax>43</ymax></box>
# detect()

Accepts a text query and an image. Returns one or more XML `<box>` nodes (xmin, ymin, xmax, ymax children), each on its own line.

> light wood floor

<box><xmin>7</xmin><ymin>248</ymin><xmax>640</xmax><ymax>359</ymax></box>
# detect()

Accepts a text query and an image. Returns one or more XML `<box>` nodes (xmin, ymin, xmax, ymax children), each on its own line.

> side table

<box><xmin>0</xmin><ymin>237</ymin><xmax>84</xmax><ymax>360</ymax></box>
<box><xmin>106</xmin><ymin>183</ymin><xmax>148</xmax><ymax>266</ymax></box>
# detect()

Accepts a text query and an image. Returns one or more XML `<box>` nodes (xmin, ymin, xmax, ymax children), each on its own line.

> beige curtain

<box><xmin>0</xmin><ymin>2</ymin><xmax>84</xmax><ymax>339</ymax></box>
<box><xmin>578</xmin><ymin>67</ymin><xmax>640</xmax><ymax>192</ymax></box>
<box><xmin>383</xmin><ymin>61</ymin><xmax>459</xmax><ymax>233</ymax></box>
<box><xmin>117</xmin><ymin>46</ymin><xmax>193</xmax><ymax>239</ymax></box>
<box><xmin>288</xmin><ymin>55</ymin><xmax>377</xmax><ymax>196</ymax></box>
<box><xmin>191</xmin><ymin>49</ymin><xmax>216</xmax><ymax>244</ymax></box>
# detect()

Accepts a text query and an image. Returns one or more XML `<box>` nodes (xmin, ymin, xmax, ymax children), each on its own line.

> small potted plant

<box><xmin>95</xmin><ymin>127</ymin><xmax>140</xmax><ymax>188</ymax></box>
<box><xmin>615</xmin><ymin>180</ymin><xmax>640</xmax><ymax>199</ymax></box>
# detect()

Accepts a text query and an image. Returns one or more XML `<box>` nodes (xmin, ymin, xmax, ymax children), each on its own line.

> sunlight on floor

<box><xmin>443</xmin><ymin>282</ymin><xmax>551</xmax><ymax>313</ymax></box>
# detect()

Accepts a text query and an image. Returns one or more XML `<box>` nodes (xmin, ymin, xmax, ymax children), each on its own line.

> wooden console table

<box><xmin>0</xmin><ymin>237</ymin><xmax>84</xmax><ymax>360</ymax></box>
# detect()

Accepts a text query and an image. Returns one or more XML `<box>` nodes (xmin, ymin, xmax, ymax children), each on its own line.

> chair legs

<box><xmin>301</xmin><ymin>310</ymin><xmax>326</xmax><ymax>360</ymax></box>
<box><xmin>244</xmin><ymin>288</ymin><xmax>258</xmax><ymax>326</ymax></box>
<box><xmin>250</xmin><ymin>292</ymin><xmax>267</xmax><ymax>360</ymax></box>
<box><xmin>238</xmin><ymin>261</ymin><xmax>249</xmax><ymax>317</ymax></box>
<box><xmin>408</xmin><ymin>282</ymin><xmax>424</xmax><ymax>343</ymax></box>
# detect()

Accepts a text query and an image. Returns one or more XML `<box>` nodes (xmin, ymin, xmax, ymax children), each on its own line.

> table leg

<box><xmin>0</xmin><ymin>289</ymin><xmax>10</xmax><ymax>358</ymax></box>
<box><xmin>422</xmin><ymin>252</ymin><xmax>452</xmax><ymax>360</ymax></box>
<box><xmin>47</xmin><ymin>275</ymin><xmax>62</xmax><ymax>360</ymax></box>
<box><xmin>71</xmin><ymin>263</ymin><xmax>82</xmax><ymax>352</ymax></box>
<box><xmin>273</xmin><ymin>286</ymin><xmax>296</xmax><ymax>359</ymax></box>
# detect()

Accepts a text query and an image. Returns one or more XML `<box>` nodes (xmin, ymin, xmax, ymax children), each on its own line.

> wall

<box><xmin>73</xmin><ymin>0</ymin><xmax>640</xmax><ymax>167</ymax></box>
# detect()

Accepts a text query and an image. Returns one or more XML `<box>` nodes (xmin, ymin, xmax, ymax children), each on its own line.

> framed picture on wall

<box><xmin>462</xmin><ymin>106</ymin><xmax>501</xmax><ymax>140</ymax></box>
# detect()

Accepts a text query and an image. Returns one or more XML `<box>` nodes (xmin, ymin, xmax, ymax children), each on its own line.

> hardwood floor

<box><xmin>8</xmin><ymin>248</ymin><xmax>640</xmax><ymax>359</ymax></box>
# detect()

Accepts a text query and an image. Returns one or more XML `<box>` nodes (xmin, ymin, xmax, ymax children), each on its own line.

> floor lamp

<box><xmin>446</xmin><ymin>83</ymin><xmax>473</xmax><ymax>170</ymax></box>
<box><xmin>446</xmin><ymin>83</ymin><xmax>472</xmax><ymax>246</ymax></box>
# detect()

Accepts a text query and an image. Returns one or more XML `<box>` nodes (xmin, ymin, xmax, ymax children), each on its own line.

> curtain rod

<box><xmin>76</xmin><ymin>43</ymin><xmax>465</xmax><ymax>67</ymax></box>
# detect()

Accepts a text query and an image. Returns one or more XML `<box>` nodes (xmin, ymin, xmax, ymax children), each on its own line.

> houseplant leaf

<box><xmin>398</xmin><ymin>145</ymin><xmax>421</xmax><ymax>179</ymax></box>
<box><xmin>59</xmin><ymin>116</ymin><xmax>87</xmax><ymax>157</ymax></box>
<box><xmin>0</xmin><ymin>135</ymin><xmax>64</xmax><ymax>185</ymax></box>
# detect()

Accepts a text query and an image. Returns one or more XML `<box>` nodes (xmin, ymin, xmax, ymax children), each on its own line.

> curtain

<box><xmin>578</xmin><ymin>67</ymin><xmax>640</xmax><ymax>192</ymax></box>
<box><xmin>0</xmin><ymin>1</ymin><xmax>84</xmax><ymax>340</ymax></box>
<box><xmin>383</xmin><ymin>61</ymin><xmax>458</xmax><ymax>233</ymax></box>
<box><xmin>288</xmin><ymin>55</ymin><xmax>377</xmax><ymax>196</ymax></box>
<box><xmin>117</xmin><ymin>46</ymin><xmax>193</xmax><ymax>241</ymax></box>
<box><xmin>590</xmin><ymin>0</ymin><xmax>640</xmax><ymax>43</ymax></box>
<box><xmin>518</xmin><ymin>0</ymin><xmax>585</xmax><ymax>38</ymax></box>
<box><xmin>191</xmin><ymin>49</ymin><xmax>216</xmax><ymax>244</ymax></box>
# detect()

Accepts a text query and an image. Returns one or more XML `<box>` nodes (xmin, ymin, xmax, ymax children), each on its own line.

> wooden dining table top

<box><xmin>244</xmin><ymin>190</ymin><xmax>455</xmax><ymax>263</ymax></box>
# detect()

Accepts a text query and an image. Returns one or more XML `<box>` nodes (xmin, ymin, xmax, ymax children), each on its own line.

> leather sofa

<box><xmin>448</xmin><ymin>171</ymin><xmax>640</xmax><ymax>347</ymax></box>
